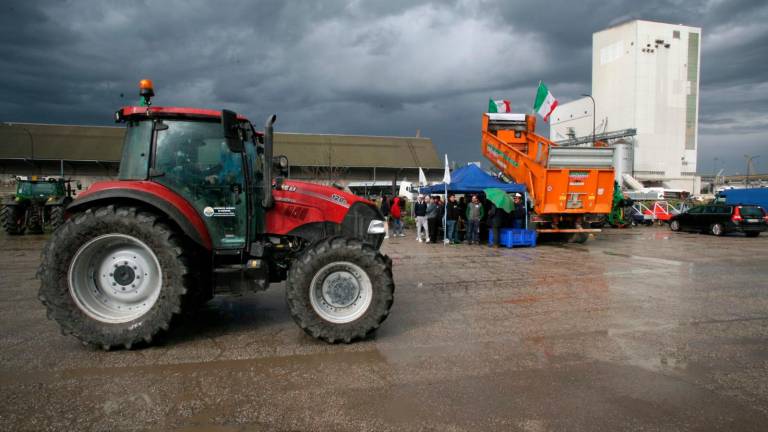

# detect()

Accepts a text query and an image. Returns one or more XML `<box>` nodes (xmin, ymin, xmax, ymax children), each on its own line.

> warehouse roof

<box><xmin>0</xmin><ymin>123</ymin><xmax>441</xmax><ymax>169</ymax></box>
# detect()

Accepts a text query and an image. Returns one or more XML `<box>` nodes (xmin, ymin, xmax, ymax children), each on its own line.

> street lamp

<box><xmin>745</xmin><ymin>154</ymin><xmax>760</xmax><ymax>189</ymax></box>
<box><xmin>581</xmin><ymin>94</ymin><xmax>596</xmax><ymax>146</ymax></box>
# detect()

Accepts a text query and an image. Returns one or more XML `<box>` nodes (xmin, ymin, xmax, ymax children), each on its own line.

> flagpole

<box><xmin>442</xmin><ymin>155</ymin><xmax>450</xmax><ymax>246</ymax></box>
<box><xmin>444</xmin><ymin>182</ymin><xmax>448</xmax><ymax>246</ymax></box>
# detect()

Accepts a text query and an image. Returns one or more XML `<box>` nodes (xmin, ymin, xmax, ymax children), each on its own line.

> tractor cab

<box><xmin>115</xmin><ymin>105</ymin><xmax>270</xmax><ymax>250</ymax></box>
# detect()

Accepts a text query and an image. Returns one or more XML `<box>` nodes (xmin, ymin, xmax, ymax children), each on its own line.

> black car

<box><xmin>669</xmin><ymin>204</ymin><xmax>767</xmax><ymax>237</ymax></box>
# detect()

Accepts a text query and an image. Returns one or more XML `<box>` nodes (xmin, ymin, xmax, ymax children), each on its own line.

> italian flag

<box><xmin>533</xmin><ymin>82</ymin><xmax>558</xmax><ymax>121</ymax></box>
<box><xmin>488</xmin><ymin>99</ymin><xmax>511</xmax><ymax>113</ymax></box>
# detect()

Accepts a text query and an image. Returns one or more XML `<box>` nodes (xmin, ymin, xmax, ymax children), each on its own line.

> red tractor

<box><xmin>38</xmin><ymin>80</ymin><xmax>394</xmax><ymax>349</ymax></box>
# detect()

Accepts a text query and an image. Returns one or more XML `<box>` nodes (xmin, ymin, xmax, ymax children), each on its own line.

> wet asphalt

<box><xmin>1</xmin><ymin>226</ymin><xmax>767</xmax><ymax>431</ymax></box>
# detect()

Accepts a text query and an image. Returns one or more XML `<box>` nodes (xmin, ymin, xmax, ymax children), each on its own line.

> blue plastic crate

<box><xmin>488</xmin><ymin>228</ymin><xmax>537</xmax><ymax>248</ymax></box>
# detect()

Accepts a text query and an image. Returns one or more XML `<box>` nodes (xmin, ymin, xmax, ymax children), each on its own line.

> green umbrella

<box><xmin>483</xmin><ymin>188</ymin><xmax>515</xmax><ymax>213</ymax></box>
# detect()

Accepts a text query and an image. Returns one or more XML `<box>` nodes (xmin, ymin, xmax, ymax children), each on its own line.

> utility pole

<box><xmin>581</xmin><ymin>94</ymin><xmax>596</xmax><ymax>146</ymax></box>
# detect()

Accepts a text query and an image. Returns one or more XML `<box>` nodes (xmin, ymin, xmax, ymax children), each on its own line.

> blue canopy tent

<box><xmin>419</xmin><ymin>164</ymin><xmax>530</xmax><ymax>234</ymax></box>
<box><xmin>418</xmin><ymin>164</ymin><xmax>526</xmax><ymax>194</ymax></box>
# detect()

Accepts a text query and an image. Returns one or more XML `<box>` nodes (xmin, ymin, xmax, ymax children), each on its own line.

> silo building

<box><xmin>551</xmin><ymin>19</ymin><xmax>702</xmax><ymax>193</ymax></box>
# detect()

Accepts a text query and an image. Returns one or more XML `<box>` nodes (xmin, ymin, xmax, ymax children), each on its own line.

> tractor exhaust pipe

<box><xmin>263</xmin><ymin>114</ymin><xmax>277</xmax><ymax>208</ymax></box>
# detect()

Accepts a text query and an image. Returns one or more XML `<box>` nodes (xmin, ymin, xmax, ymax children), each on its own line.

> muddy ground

<box><xmin>1</xmin><ymin>226</ymin><xmax>767</xmax><ymax>431</ymax></box>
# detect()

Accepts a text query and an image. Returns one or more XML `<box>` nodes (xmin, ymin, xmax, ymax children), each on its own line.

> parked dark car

<box><xmin>669</xmin><ymin>204</ymin><xmax>767</xmax><ymax>237</ymax></box>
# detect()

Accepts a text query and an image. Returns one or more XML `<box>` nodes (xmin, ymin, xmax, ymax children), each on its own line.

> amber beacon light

<box><xmin>139</xmin><ymin>79</ymin><xmax>155</xmax><ymax>106</ymax></box>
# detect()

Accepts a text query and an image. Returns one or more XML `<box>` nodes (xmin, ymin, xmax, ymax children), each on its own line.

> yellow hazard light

<box><xmin>139</xmin><ymin>79</ymin><xmax>155</xmax><ymax>106</ymax></box>
<box><xmin>139</xmin><ymin>79</ymin><xmax>154</xmax><ymax>92</ymax></box>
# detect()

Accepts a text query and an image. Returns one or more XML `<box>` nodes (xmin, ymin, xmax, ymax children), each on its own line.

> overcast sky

<box><xmin>1</xmin><ymin>0</ymin><xmax>766</xmax><ymax>175</ymax></box>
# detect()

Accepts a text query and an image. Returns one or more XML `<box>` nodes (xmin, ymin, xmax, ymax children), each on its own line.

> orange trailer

<box><xmin>481</xmin><ymin>113</ymin><xmax>615</xmax><ymax>240</ymax></box>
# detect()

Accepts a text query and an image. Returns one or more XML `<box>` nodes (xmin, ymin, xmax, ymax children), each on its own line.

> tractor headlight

<box><xmin>367</xmin><ymin>219</ymin><xmax>386</xmax><ymax>234</ymax></box>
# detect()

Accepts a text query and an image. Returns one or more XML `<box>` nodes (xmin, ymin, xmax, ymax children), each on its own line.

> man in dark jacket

<box><xmin>488</xmin><ymin>203</ymin><xmax>510</xmax><ymax>248</ymax></box>
<box><xmin>414</xmin><ymin>195</ymin><xmax>428</xmax><ymax>242</ymax></box>
<box><xmin>511</xmin><ymin>193</ymin><xmax>526</xmax><ymax>229</ymax></box>
<box><xmin>445</xmin><ymin>194</ymin><xmax>461</xmax><ymax>244</ymax></box>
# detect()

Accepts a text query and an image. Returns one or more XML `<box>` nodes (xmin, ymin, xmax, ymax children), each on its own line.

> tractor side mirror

<box><xmin>273</xmin><ymin>155</ymin><xmax>289</xmax><ymax>178</ymax></box>
<box><xmin>222</xmin><ymin>109</ymin><xmax>244</xmax><ymax>153</ymax></box>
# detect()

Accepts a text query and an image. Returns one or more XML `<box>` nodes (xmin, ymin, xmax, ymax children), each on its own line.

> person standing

<box><xmin>446</xmin><ymin>194</ymin><xmax>460</xmax><ymax>244</ymax></box>
<box><xmin>380</xmin><ymin>195</ymin><xmax>391</xmax><ymax>239</ymax></box>
<box><xmin>465</xmin><ymin>194</ymin><xmax>484</xmax><ymax>244</ymax></box>
<box><xmin>457</xmin><ymin>196</ymin><xmax>467</xmax><ymax>242</ymax></box>
<box><xmin>488</xmin><ymin>202</ymin><xmax>510</xmax><ymax>248</ymax></box>
<box><xmin>511</xmin><ymin>193</ymin><xmax>526</xmax><ymax>229</ymax></box>
<box><xmin>414</xmin><ymin>194</ymin><xmax>428</xmax><ymax>242</ymax></box>
<box><xmin>426</xmin><ymin>196</ymin><xmax>440</xmax><ymax>243</ymax></box>
<box><xmin>391</xmin><ymin>196</ymin><xmax>404</xmax><ymax>237</ymax></box>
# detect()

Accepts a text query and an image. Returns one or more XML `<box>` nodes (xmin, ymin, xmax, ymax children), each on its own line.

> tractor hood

<box><xmin>267</xmin><ymin>179</ymin><xmax>384</xmax><ymax>248</ymax></box>
<box><xmin>274</xmin><ymin>180</ymin><xmax>370</xmax><ymax>217</ymax></box>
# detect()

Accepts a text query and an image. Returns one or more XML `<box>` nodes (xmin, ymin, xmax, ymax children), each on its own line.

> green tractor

<box><xmin>1</xmin><ymin>176</ymin><xmax>80</xmax><ymax>234</ymax></box>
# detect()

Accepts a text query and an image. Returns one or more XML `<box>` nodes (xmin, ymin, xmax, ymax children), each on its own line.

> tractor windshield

<box><xmin>18</xmin><ymin>181</ymin><xmax>61</xmax><ymax>197</ymax></box>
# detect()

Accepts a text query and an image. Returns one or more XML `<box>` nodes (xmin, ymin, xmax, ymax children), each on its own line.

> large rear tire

<box><xmin>286</xmin><ymin>237</ymin><xmax>394</xmax><ymax>343</ymax></box>
<box><xmin>38</xmin><ymin>205</ymin><xmax>192</xmax><ymax>349</ymax></box>
<box><xmin>1</xmin><ymin>205</ymin><xmax>25</xmax><ymax>235</ymax></box>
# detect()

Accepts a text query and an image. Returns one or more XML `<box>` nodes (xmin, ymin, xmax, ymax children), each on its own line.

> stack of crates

<box><xmin>488</xmin><ymin>228</ymin><xmax>537</xmax><ymax>248</ymax></box>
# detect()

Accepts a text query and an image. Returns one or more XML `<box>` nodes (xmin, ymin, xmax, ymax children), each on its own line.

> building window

<box><xmin>685</xmin><ymin>33</ymin><xmax>699</xmax><ymax>150</ymax></box>
<box><xmin>673</xmin><ymin>30</ymin><xmax>680</xmax><ymax>39</ymax></box>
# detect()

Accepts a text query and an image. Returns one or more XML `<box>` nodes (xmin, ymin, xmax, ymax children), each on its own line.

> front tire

<box><xmin>567</xmin><ymin>233</ymin><xmax>589</xmax><ymax>244</ymax></box>
<box><xmin>38</xmin><ymin>205</ymin><xmax>192</xmax><ymax>349</ymax></box>
<box><xmin>286</xmin><ymin>237</ymin><xmax>394</xmax><ymax>343</ymax></box>
<box><xmin>50</xmin><ymin>206</ymin><xmax>65</xmax><ymax>231</ymax></box>
<box><xmin>27</xmin><ymin>207</ymin><xmax>43</xmax><ymax>234</ymax></box>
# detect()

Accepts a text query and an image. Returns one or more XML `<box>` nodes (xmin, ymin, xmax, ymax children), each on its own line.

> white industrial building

<box><xmin>551</xmin><ymin>19</ymin><xmax>702</xmax><ymax>193</ymax></box>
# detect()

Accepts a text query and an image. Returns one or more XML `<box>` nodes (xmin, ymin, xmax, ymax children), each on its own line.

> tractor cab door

<box><xmin>153</xmin><ymin>120</ymin><xmax>248</xmax><ymax>250</ymax></box>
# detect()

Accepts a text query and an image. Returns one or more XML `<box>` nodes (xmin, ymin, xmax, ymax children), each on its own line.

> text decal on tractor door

<box><xmin>203</xmin><ymin>206</ymin><xmax>236</xmax><ymax>217</ymax></box>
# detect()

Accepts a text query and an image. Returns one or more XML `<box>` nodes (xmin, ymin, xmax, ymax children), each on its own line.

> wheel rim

<box><xmin>713</xmin><ymin>224</ymin><xmax>722</xmax><ymax>235</ymax></box>
<box><xmin>309</xmin><ymin>261</ymin><xmax>373</xmax><ymax>324</ymax></box>
<box><xmin>68</xmin><ymin>234</ymin><xmax>163</xmax><ymax>324</ymax></box>
<box><xmin>671</xmin><ymin>221</ymin><xmax>679</xmax><ymax>231</ymax></box>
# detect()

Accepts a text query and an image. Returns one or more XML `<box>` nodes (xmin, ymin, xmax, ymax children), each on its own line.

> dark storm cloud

<box><xmin>0</xmin><ymin>0</ymin><xmax>766</xmax><ymax>173</ymax></box>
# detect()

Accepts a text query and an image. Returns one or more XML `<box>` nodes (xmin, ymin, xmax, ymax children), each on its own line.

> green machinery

<box><xmin>607</xmin><ymin>181</ymin><xmax>631</xmax><ymax>227</ymax></box>
<box><xmin>1</xmin><ymin>176</ymin><xmax>80</xmax><ymax>234</ymax></box>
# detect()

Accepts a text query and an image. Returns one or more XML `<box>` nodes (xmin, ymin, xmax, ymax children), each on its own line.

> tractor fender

<box><xmin>66</xmin><ymin>181</ymin><xmax>212</xmax><ymax>250</ymax></box>
<box><xmin>2</xmin><ymin>197</ymin><xmax>21</xmax><ymax>206</ymax></box>
<box><xmin>44</xmin><ymin>196</ymin><xmax>70</xmax><ymax>207</ymax></box>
